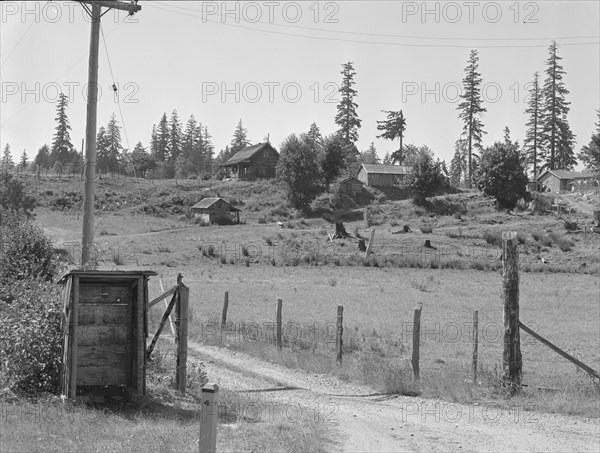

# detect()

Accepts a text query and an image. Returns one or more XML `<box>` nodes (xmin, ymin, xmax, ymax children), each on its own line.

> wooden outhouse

<box><xmin>338</xmin><ymin>176</ymin><xmax>363</xmax><ymax>196</ymax></box>
<box><xmin>191</xmin><ymin>197</ymin><xmax>241</xmax><ymax>225</ymax></box>
<box><xmin>59</xmin><ymin>270</ymin><xmax>157</xmax><ymax>400</ymax></box>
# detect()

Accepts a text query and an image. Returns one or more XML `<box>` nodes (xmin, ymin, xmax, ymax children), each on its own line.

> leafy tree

<box><xmin>52</xmin><ymin>161</ymin><xmax>63</xmax><ymax>180</ymax></box>
<box><xmin>541</xmin><ymin>41</ymin><xmax>575</xmax><ymax>170</ymax></box>
<box><xmin>34</xmin><ymin>144</ymin><xmax>50</xmax><ymax>169</ymax></box>
<box><xmin>335</xmin><ymin>61</ymin><xmax>361</xmax><ymax>160</ymax></box>
<box><xmin>130</xmin><ymin>142</ymin><xmax>156</xmax><ymax>178</ymax></box>
<box><xmin>404</xmin><ymin>146</ymin><xmax>446</xmax><ymax>205</ymax></box>
<box><xmin>2</xmin><ymin>144</ymin><xmax>14</xmax><ymax>173</ymax></box>
<box><xmin>277</xmin><ymin>133</ymin><xmax>324</xmax><ymax>210</ymax></box>
<box><xmin>382</xmin><ymin>152</ymin><xmax>392</xmax><ymax>165</ymax></box>
<box><xmin>578</xmin><ymin>110</ymin><xmax>600</xmax><ymax>174</ymax></box>
<box><xmin>168</xmin><ymin>110</ymin><xmax>182</xmax><ymax>164</ymax></box>
<box><xmin>230</xmin><ymin>119</ymin><xmax>250</xmax><ymax>155</ymax></box>
<box><xmin>377</xmin><ymin>110</ymin><xmax>406</xmax><ymax>164</ymax></box>
<box><xmin>0</xmin><ymin>173</ymin><xmax>36</xmax><ymax>217</ymax></box>
<box><xmin>359</xmin><ymin>142</ymin><xmax>380</xmax><ymax>165</ymax></box>
<box><xmin>474</xmin><ymin>141</ymin><xmax>528</xmax><ymax>209</ymax></box>
<box><xmin>450</xmin><ymin>138</ymin><xmax>468</xmax><ymax>187</ymax></box>
<box><xmin>50</xmin><ymin>93</ymin><xmax>75</xmax><ymax>165</ymax></box>
<box><xmin>321</xmin><ymin>133</ymin><xmax>349</xmax><ymax>185</ymax></box>
<box><xmin>523</xmin><ymin>72</ymin><xmax>544</xmax><ymax>178</ymax></box>
<box><xmin>456</xmin><ymin>49</ymin><xmax>487</xmax><ymax>188</ymax></box>
<box><xmin>398</xmin><ymin>143</ymin><xmax>420</xmax><ymax>167</ymax></box>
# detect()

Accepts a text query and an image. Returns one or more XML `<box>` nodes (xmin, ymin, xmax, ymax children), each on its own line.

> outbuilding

<box><xmin>338</xmin><ymin>176</ymin><xmax>363</xmax><ymax>196</ymax></box>
<box><xmin>191</xmin><ymin>197</ymin><xmax>241</xmax><ymax>225</ymax></box>
<box><xmin>537</xmin><ymin>170</ymin><xmax>597</xmax><ymax>193</ymax></box>
<box><xmin>357</xmin><ymin>164</ymin><xmax>409</xmax><ymax>187</ymax></box>
<box><xmin>222</xmin><ymin>142</ymin><xmax>279</xmax><ymax>180</ymax></box>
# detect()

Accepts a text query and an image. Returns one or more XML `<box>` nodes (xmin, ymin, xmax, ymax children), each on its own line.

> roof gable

<box><xmin>224</xmin><ymin>143</ymin><xmax>278</xmax><ymax>165</ymax></box>
<box><xmin>359</xmin><ymin>164</ymin><xmax>408</xmax><ymax>175</ymax></box>
<box><xmin>538</xmin><ymin>170</ymin><xmax>597</xmax><ymax>181</ymax></box>
<box><xmin>191</xmin><ymin>197</ymin><xmax>240</xmax><ymax>211</ymax></box>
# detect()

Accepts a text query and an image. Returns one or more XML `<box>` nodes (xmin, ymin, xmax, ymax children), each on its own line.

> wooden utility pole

<box><xmin>78</xmin><ymin>0</ymin><xmax>141</xmax><ymax>266</ymax></box>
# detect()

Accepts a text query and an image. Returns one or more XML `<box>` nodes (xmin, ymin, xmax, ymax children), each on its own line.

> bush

<box><xmin>0</xmin><ymin>173</ymin><xmax>36</xmax><ymax>217</ymax></box>
<box><xmin>0</xmin><ymin>278</ymin><xmax>63</xmax><ymax>394</ymax></box>
<box><xmin>0</xmin><ymin>209</ymin><xmax>58</xmax><ymax>282</ymax></box>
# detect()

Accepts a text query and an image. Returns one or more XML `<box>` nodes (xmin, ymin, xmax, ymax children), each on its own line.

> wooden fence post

<box><xmin>412</xmin><ymin>304</ymin><xmax>422</xmax><ymax>380</ymax></box>
<box><xmin>473</xmin><ymin>310</ymin><xmax>479</xmax><ymax>383</ymax></box>
<box><xmin>176</xmin><ymin>276</ymin><xmax>189</xmax><ymax>394</ymax></box>
<box><xmin>336</xmin><ymin>306</ymin><xmax>343</xmax><ymax>365</ymax></box>
<box><xmin>221</xmin><ymin>291</ymin><xmax>229</xmax><ymax>331</ymax></box>
<box><xmin>502</xmin><ymin>231</ymin><xmax>522</xmax><ymax>394</ymax></box>
<box><xmin>276</xmin><ymin>298</ymin><xmax>282</xmax><ymax>350</ymax></box>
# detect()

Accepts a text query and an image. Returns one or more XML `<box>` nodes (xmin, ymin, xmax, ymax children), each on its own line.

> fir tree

<box><xmin>104</xmin><ymin>113</ymin><xmax>123</xmax><ymax>175</ymax></box>
<box><xmin>50</xmin><ymin>93</ymin><xmax>75</xmax><ymax>164</ymax></box>
<box><xmin>450</xmin><ymin>139</ymin><xmax>468</xmax><ymax>187</ymax></box>
<box><xmin>578</xmin><ymin>110</ymin><xmax>600</xmax><ymax>174</ymax></box>
<box><xmin>20</xmin><ymin>150</ymin><xmax>28</xmax><ymax>171</ymax></box>
<box><xmin>168</xmin><ymin>110</ymin><xmax>182</xmax><ymax>164</ymax></box>
<box><xmin>230</xmin><ymin>119</ymin><xmax>250</xmax><ymax>155</ymax></box>
<box><xmin>523</xmin><ymin>72</ymin><xmax>544</xmax><ymax>178</ymax></box>
<box><xmin>335</xmin><ymin>62</ymin><xmax>361</xmax><ymax>145</ymax></box>
<box><xmin>2</xmin><ymin>144</ymin><xmax>14</xmax><ymax>173</ymax></box>
<box><xmin>34</xmin><ymin>144</ymin><xmax>50</xmax><ymax>169</ymax></box>
<box><xmin>456</xmin><ymin>50</ymin><xmax>487</xmax><ymax>188</ymax></box>
<box><xmin>155</xmin><ymin>113</ymin><xmax>169</xmax><ymax>162</ymax></box>
<box><xmin>376</xmin><ymin>110</ymin><xmax>406</xmax><ymax>164</ymax></box>
<box><xmin>202</xmin><ymin>126</ymin><xmax>214</xmax><ymax>173</ymax></box>
<box><xmin>359</xmin><ymin>142</ymin><xmax>380</xmax><ymax>165</ymax></box>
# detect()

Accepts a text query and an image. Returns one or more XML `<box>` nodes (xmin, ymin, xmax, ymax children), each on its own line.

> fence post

<box><xmin>502</xmin><ymin>231</ymin><xmax>522</xmax><ymax>394</ymax></box>
<box><xmin>199</xmin><ymin>383</ymin><xmax>219</xmax><ymax>453</ymax></box>
<box><xmin>336</xmin><ymin>305</ymin><xmax>343</xmax><ymax>365</ymax></box>
<box><xmin>176</xmin><ymin>276</ymin><xmax>189</xmax><ymax>394</ymax></box>
<box><xmin>412</xmin><ymin>304</ymin><xmax>422</xmax><ymax>380</ymax></box>
<box><xmin>220</xmin><ymin>291</ymin><xmax>229</xmax><ymax>344</ymax></box>
<box><xmin>276</xmin><ymin>298</ymin><xmax>282</xmax><ymax>350</ymax></box>
<box><xmin>473</xmin><ymin>310</ymin><xmax>479</xmax><ymax>383</ymax></box>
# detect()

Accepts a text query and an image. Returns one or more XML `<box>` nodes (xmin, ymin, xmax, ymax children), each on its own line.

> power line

<box><xmin>148</xmin><ymin>2</ymin><xmax>599</xmax><ymax>49</ymax></box>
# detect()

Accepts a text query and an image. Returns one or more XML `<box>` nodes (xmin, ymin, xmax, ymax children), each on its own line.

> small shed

<box><xmin>357</xmin><ymin>164</ymin><xmax>409</xmax><ymax>187</ymax></box>
<box><xmin>338</xmin><ymin>176</ymin><xmax>363</xmax><ymax>196</ymax></box>
<box><xmin>191</xmin><ymin>197</ymin><xmax>240</xmax><ymax>225</ymax></box>
<box><xmin>59</xmin><ymin>270</ymin><xmax>157</xmax><ymax>400</ymax></box>
<box><xmin>537</xmin><ymin>170</ymin><xmax>597</xmax><ymax>193</ymax></box>
<box><xmin>222</xmin><ymin>142</ymin><xmax>279</xmax><ymax>180</ymax></box>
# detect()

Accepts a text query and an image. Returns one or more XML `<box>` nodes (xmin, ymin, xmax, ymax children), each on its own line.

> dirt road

<box><xmin>189</xmin><ymin>343</ymin><xmax>599</xmax><ymax>452</ymax></box>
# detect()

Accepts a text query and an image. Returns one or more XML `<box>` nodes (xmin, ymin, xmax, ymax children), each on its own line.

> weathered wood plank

<box><xmin>79</xmin><ymin>284</ymin><xmax>131</xmax><ymax>304</ymax></box>
<box><xmin>70</xmin><ymin>276</ymin><xmax>79</xmax><ymax>399</ymax></box>
<box><xmin>76</xmin><ymin>325</ymin><xmax>131</xmax><ymax>346</ymax></box>
<box><xmin>78</xmin><ymin>304</ymin><xmax>130</xmax><ymax>325</ymax></box>
<box><xmin>77</xmin><ymin>344</ymin><xmax>129</xmax><ymax>363</ymax></box>
<box><xmin>148</xmin><ymin>286</ymin><xmax>177</xmax><ymax>309</ymax></box>
<box><xmin>77</xmin><ymin>365</ymin><xmax>128</xmax><ymax>386</ymax></box>
<box><xmin>135</xmin><ymin>276</ymin><xmax>145</xmax><ymax>394</ymax></box>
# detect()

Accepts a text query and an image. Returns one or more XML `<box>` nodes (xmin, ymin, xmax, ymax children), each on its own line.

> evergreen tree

<box><xmin>321</xmin><ymin>133</ymin><xmax>348</xmax><ymax>185</ymax></box>
<box><xmin>182</xmin><ymin>115</ymin><xmax>198</xmax><ymax>160</ymax></box>
<box><xmin>155</xmin><ymin>113</ymin><xmax>169</xmax><ymax>162</ymax></box>
<box><xmin>150</xmin><ymin>125</ymin><xmax>158</xmax><ymax>157</ymax></box>
<box><xmin>202</xmin><ymin>125</ymin><xmax>214</xmax><ymax>173</ymax></box>
<box><xmin>34</xmin><ymin>144</ymin><xmax>50</xmax><ymax>169</ymax></box>
<box><xmin>50</xmin><ymin>93</ymin><xmax>75</xmax><ymax>164</ymax></box>
<box><xmin>377</xmin><ymin>110</ymin><xmax>406</xmax><ymax>164</ymax></box>
<box><xmin>541</xmin><ymin>41</ymin><xmax>575</xmax><ymax>170</ymax></box>
<box><xmin>524</xmin><ymin>72</ymin><xmax>544</xmax><ymax>178</ymax></box>
<box><xmin>230</xmin><ymin>119</ymin><xmax>250</xmax><ymax>155</ymax></box>
<box><xmin>20</xmin><ymin>150</ymin><xmax>28</xmax><ymax>171</ymax></box>
<box><xmin>130</xmin><ymin>142</ymin><xmax>156</xmax><ymax>178</ymax></box>
<box><xmin>104</xmin><ymin>113</ymin><xmax>123</xmax><ymax>175</ymax></box>
<box><xmin>382</xmin><ymin>152</ymin><xmax>392</xmax><ymax>165</ymax></box>
<box><xmin>450</xmin><ymin>138</ymin><xmax>468</xmax><ymax>187</ymax></box>
<box><xmin>578</xmin><ymin>110</ymin><xmax>600</xmax><ymax>173</ymax></box>
<box><xmin>2</xmin><ymin>144</ymin><xmax>14</xmax><ymax>173</ymax></box>
<box><xmin>335</xmin><ymin>61</ymin><xmax>361</xmax><ymax>165</ymax></box>
<box><xmin>95</xmin><ymin>127</ymin><xmax>109</xmax><ymax>174</ymax></box>
<box><xmin>456</xmin><ymin>49</ymin><xmax>487</xmax><ymax>188</ymax></box>
<box><xmin>306</xmin><ymin>122</ymin><xmax>324</xmax><ymax>148</ymax></box>
<box><xmin>168</xmin><ymin>110</ymin><xmax>183</xmax><ymax>164</ymax></box>
<box><xmin>359</xmin><ymin>142</ymin><xmax>380</xmax><ymax>165</ymax></box>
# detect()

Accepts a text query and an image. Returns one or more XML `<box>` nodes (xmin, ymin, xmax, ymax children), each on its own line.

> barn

<box><xmin>537</xmin><ymin>170</ymin><xmax>597</xmax><ymax>193</ymax></box>
<box><xmin>357</xmin><ymin>164</ymin><xmax>409</xmax><ymax>187</ymax></box>
<box><xmin>222</xmin><ymin>142</ymin><xmax>279</xmax><ymax>180</ymax></box>
<box><xmin>191</xmin><ymin>197</ymin><xmax>240</xmax><ymax>225</ymax></box>
<box><xmin>338</xmin><ymin>176</ymin><xmax>363</xmax><ymax>196</ymax></box>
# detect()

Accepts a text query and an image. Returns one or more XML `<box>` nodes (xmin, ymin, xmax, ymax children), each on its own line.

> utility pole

<box><xmin>78</xmin><ymin>1</ymin><xmax>141</xmax><ymax>267</ymax></box>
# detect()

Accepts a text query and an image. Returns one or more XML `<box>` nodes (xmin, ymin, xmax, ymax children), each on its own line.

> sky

<box><xmin>1</xmin><ymin>1</ymin><xmax>599</xmax><ymax>167</ymax></box>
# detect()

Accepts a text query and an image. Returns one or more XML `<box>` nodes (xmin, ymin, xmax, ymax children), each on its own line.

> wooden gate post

<box><xmin>473</xmin><ymin>310</ymin><xmax>479</xmax><ymax>383</ymax></box>
<box><xmin>336</xmin><ymin>306</ymin><xmax>343</xmax><ymax>365</ymax></box>
<box><xmin>412</xmin><ymin>304</ymin><xmax>422</xmax><ymax>380</ymax></box>
<box><xmin>175</xmin><ymin>275</ymin><xmax>189</xmax><ymax>393</ymax></box>
<box><xmin>502</xmin><ymin>231</ymin><xmax>522</xmax><ymax>394</ymax></box>
<box><xmin>221</xmin><ymin>291</ymin><xmax>229</xmax><ymax>331</ymax></box>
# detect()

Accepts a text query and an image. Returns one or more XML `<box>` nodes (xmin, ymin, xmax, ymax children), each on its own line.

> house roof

<box><xmin>359</xmin><ymin>164</ymin><xmax>409</xmax><ymax>175</ymax></box>
<box><xmin>338</xmin><ymin>176</ymin><xmax>362</xmax><ymax>184</ymax></box>
<box><xmin>538</xmin><ymin>170</ymin><xmax>597</xmax><ymax>181</ymax></box>
<box><xmin>223</xmin><ymin>143</ymin><xmax>277</xmax><ymax>165</ymax></box>
<box><xmin>191</xmin><ymin>197</ymin><xmax>241</xmax><ymax>211</ymax></box>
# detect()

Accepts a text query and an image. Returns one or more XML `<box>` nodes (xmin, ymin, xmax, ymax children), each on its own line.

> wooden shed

<box><xmin>338</xmin><ymin>176</ymin><xmax>363</xmax><ymax>196</ymax></box>
<box><xmin>59</xmin><ymin>270</ymin><xmax>156</xmax><ymax>400</ymax></box>
<box><xmin>222</xmin><ymin>142</ymin><xmax>279</xmax><ymax>180</ymax></box>
<box><xmin>357</xmin><ymin>164</ymin><xmax>409</xmax><ymax>187</ymax></box>
<box><xmin>537</xmin><ymin>170</ymin><xmax>597</xmax><ymax>193</ymax></box>
<box><xmin>191</xmin><ymin>197</ymin><xmax>240</xmax><ymax>225</ymax></box>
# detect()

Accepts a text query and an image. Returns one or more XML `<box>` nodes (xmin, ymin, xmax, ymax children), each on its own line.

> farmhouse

<box><xmin>357</xmin><ymin>164</ymin><xmax>409</xmax><ymax>187</ymax></box>
<box><xmin>191</xmin><ymin>197</ymin><xmax>240</xmax><ymax>225</ymax></box>
<box><xmin>338</xmin><ymin>176</ymin><xmax>363</xmax><ymax>196</ymax></box>
<box><xmin>537</xmin><ymin>170</ymin><xmax>597</xmax><ymax>193</ymax></box>
<box><xmin>222</xmin><ymin>142</ymin><xmax>279</xmax><ymax>180</ymax></box>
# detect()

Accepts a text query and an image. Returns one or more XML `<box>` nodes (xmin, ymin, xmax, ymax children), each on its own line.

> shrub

<box><xmin>0</xmin><ymin>278</ymin><xmax>62</xmax><ymax>394</ymax></box>
<box><xmin>420</xmin><ymin>225</ymin><xmax>433</xmax><ymax>234</ymax></box>
<box><xmin>0</xmin><ymin>173</ymin><xmax>36</xmax><ymax>217</ymax></box>
<box><xmin>483</xmin><ymin>231</ymin><xmax>502</xmax><ymax>247</ymax></box>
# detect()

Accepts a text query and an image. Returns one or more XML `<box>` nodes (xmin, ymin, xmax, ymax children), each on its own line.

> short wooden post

<box><xmin>502</xmin><ymin>231</ymin><xmax>522</xmax><ymax>394</ymax></box>
<box><xmin>276</xmin><ymin>298</ymin><xmax>282</xmax><ymax>350</ymax></box>
<box><xmin>336</xmin><ymin>306</ymin><xmax>344</xmax><ymax>365</ymax></box>
<box><xmin>472</xmin><ymin>310</ymin><xmax>479</xmax><ymax>383</ymax></box>
<box><xmin>176</xmin><ymin>277</ymin><xmax>189</xmax><ymax>394</ymax></box>
<box><xmin>365</xmin><ymin>229</ymin><xmax>375</xmax><ymax>258</ymax></box>
<box><xmin>221</xmin><ymin>291</ymin><xmax>229</xmax><ymax>331</ymax></box>
<box><xmin>199</xmin><ymin>383</ymin><xmax>219</xmax><ymax>453</ymax></box>
<box><xmin>412</xmin><ymin>304</ymin><xmax>422</xmax><ymax>380</ymax></box>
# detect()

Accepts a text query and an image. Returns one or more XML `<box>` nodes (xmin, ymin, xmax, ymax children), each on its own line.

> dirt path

<box><xmin>188</xmin><ymin>343</ymin><xmax>599</xmax><ymax>452</ymax></box>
